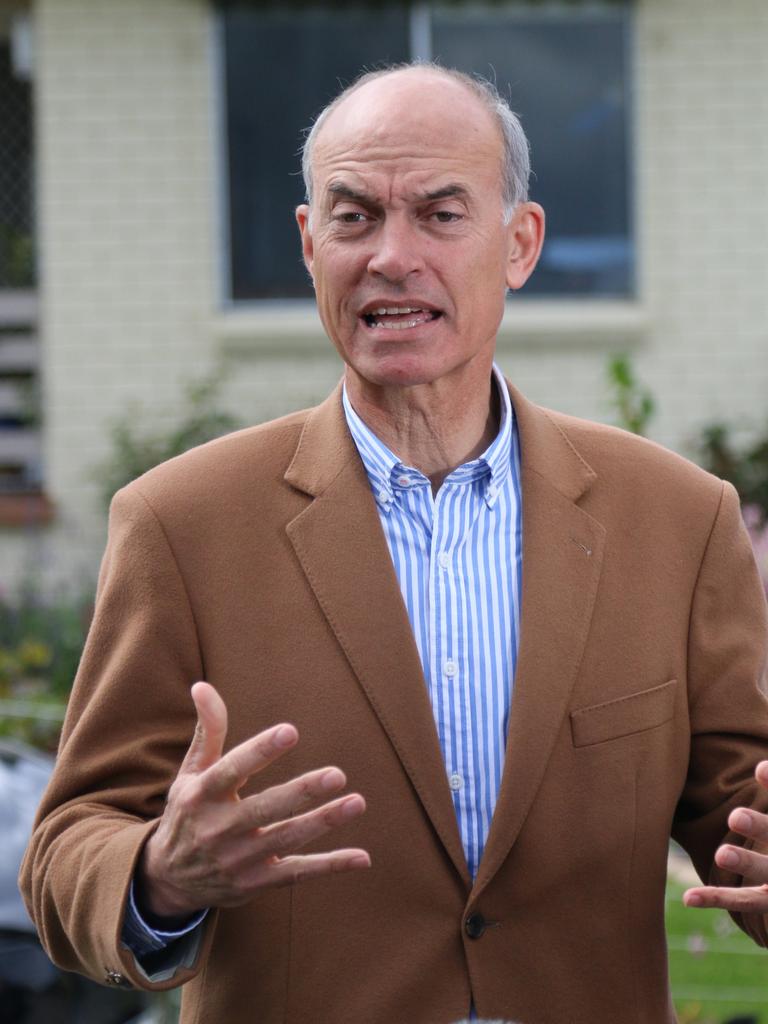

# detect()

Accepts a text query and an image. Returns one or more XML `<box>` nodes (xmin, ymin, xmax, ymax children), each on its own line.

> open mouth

<box><xmin>362</xmin><ymin>306</ymin><xmax>442</xmax><ymax>330</ymax></box>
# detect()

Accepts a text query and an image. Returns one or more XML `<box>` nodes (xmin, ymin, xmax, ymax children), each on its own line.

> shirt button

<box><xmin>444</xmin><ymin>659</ymin><xmax>457</xmax><ymax>677</ymax></box>
<box><xmin>377</xmin><ymin>488</ymin><xmax>389</xmax><ymax>503</ymax></box>
<box><xmin>438</xmin><ymin>552</ymin><xmax>450</xmax><ymax>569</ymax></box>
<box><xmin>397</xmin><ymin>474</ymin><xmax>410</xmax><ymax>487</ymax></box>
<box><xmin>449</xmin><ymin>772</ymin><xmax>463</xmax><ymax>791</ymax></box>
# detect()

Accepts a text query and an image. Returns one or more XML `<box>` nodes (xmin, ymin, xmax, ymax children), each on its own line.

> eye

<box><xmin>430</xmin><ymin>210</ymin><xmax>463</xmax><ymax>224</ymax></box>
<box><xmin>331</xmin><ymin>206</ymin><xmax>372</xmax><ymax>226</ymax></box>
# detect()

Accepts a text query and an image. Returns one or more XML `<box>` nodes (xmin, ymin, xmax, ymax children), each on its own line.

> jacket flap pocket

<box><xmin>570</xmin><ymin>679</ymin><xmax>677</xmax><ymax>748</ymax></box>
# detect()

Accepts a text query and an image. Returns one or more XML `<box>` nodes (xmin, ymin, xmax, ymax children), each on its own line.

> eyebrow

<box><xmin>326</xmin><ymin>182</ymin><xmax>470</xmax><ymax>206</ymax></box>
<box><xmin>327</xmin><ymin>183</ymin><xmax>378</xmax><ymax>205</ymax></box>
<box><xmin>419</xmin><ymin>184</ymin><xmax>470</xmax><ymax>203</ymax></box>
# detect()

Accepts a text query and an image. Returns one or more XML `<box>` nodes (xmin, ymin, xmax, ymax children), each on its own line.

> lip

<box><xmin>357</xmin><ymin>298</ymin><xmax>442</xmax><ymax>318</ymax></box>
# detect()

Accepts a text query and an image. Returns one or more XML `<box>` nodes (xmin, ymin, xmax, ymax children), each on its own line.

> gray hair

<box><xmin>300</xmin><ymin>62</ymin><xmax>531</xmax><ymax>223</ymax></box>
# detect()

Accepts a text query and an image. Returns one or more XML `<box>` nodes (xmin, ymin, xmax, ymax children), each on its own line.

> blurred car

<box><xmin>0</xmin><ymin>737</ymin><xmax>150</xmax><ymax>1023</ymax></box>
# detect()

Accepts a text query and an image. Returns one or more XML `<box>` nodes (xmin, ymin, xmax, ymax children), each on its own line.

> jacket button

<box><xmin>464</xmin><ymin>912</ymin><xmax>486</xmax><ymax>939</ymax></box>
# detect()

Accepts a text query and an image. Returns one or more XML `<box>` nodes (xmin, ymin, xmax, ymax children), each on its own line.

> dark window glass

<box><xmin>223</xmin><ymin>4</ymin><xmax>631</xmax><ymax>301</ymax></box>
<box><xmin>223</xmin><ymin>7</ymin><xmax>410</xmax><ymax>300</ymax></box>
<box><xmin>433</xmin><ymin>7</ymin><xmax>631</xmax><ymax>297</ymax></box>
<box><xmin>0</xmin><ymin>40</ymin><xmax>35</xmax><ymax>289</ymax></box>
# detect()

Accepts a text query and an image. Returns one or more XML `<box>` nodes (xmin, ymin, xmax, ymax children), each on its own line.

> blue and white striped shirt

<box><xmin>343</xmin><ymin>364</ymin><xmax>522</xmax><ymax>879</ymax></box>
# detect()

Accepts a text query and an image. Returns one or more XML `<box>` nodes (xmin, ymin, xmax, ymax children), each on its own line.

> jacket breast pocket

<box><xmin>570</xmin><ymin>679</ymin><xmax>677</xmax><ymax>747</ymax></box>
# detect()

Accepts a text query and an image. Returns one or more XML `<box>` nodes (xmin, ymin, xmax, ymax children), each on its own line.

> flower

<box><xmin>743</xmin><ymin>504</ymin><xmax>768</xmax><ymax>596</ymax></box>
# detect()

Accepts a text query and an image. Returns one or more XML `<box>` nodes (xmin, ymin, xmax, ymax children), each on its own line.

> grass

<box><xmin>667</xmin><ymin>875</ymin><xmax>768</xmax><ymax>1023</ymax></box>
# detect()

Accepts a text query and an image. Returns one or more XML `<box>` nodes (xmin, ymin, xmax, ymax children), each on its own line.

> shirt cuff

<box><xmin>122</xmin><ymin>878</ymin><xmax>209</xmax><ymax>958</ymax></box>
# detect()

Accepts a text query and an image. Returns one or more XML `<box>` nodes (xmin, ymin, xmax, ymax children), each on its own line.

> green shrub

<box><xmin>0</xmin><ymin>585</ymin><xmax>93</xmax><ymax>750</ymax></box>
<box><xmin>94</xmin><ymin>369</ymin><xmax>239</xmax><ymax>511</ymax></box>
<box><xmin>606</xmin><ymin>353</ymin><xmax>656</xmax><ymax>437</ymax></box>
<box><xmin>695</xmin><ymin>422</ymin><xmax>768</xmax><ymax>525</ymax></box>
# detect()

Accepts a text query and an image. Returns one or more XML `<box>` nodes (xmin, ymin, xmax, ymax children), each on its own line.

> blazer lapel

<box><xmin>474</xmin><ymin>385</ymin><xmax>606</xmax><ymax>894</ymax></box>
<box><xmin>284</xmin><ymin>385</ymin><xmax>470</xmax><ymax>885</ymax></box>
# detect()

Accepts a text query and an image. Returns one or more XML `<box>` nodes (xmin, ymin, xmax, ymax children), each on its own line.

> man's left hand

<box><xmin>684</xmin><ymin>760</ymin><xmax>768</xmax><ymax>913</ymax></box>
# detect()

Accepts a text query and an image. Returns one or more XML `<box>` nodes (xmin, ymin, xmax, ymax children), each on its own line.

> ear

<box><xmin>295</xmin><ymin>204</ymin><xmax>314</xmax><ymax>277</ymax></box>
<box><xmin>505</xmin><ymin>202</ymin><xmax>545</xmax><ymax>291</ymax></box>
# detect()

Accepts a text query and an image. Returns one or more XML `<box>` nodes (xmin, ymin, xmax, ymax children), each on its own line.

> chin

<box><xmin>352</xmin><ymin>354</ymin><xmax>451</xmax><ymax>389</ymax></box>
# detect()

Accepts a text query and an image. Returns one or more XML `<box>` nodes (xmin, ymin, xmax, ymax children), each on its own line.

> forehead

<box><xmin>311</xmin><ymin>71</ymin><xmax>504</xmax><ymax>197</ymax></box>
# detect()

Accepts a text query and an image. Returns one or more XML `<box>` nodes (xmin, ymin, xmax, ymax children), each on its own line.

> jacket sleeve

<box><xmin>18</xmin><ymin>484</ymin><xmax>218</xmax><ymax>989</ymax></box>
<box><xmin>673</xmin><ymin>480</ymin><xmax>768</xmax><ymax>945</ymax></box>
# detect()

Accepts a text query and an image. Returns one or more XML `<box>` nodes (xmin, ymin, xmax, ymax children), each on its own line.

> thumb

<box><xmin>180</xmin><ymin>681</ymin><xmax>228</xmax><ymax>775</ymax></box>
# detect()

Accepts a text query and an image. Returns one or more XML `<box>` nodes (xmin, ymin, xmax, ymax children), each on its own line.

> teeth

<box><xmin>373</xmin><ymin>318</ymin><xmax>422</xmax><ymax>329</ymax></box>
<box><xmin>362</xmin><ymin>307</ymin><xmax>439</xmax><ymax>330</ymax></box>
<box><xmin>370</xmin><ymin>306</ymin><xmax>423</xmax><ymax>315</ymax></box>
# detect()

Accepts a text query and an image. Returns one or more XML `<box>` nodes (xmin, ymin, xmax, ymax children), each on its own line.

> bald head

<box><xmin>301</xmin><ymin>63</ymin><xmax>531</xmax><ymax>222</ymax></box>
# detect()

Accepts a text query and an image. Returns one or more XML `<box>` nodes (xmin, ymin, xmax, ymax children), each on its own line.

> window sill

<box><xmin>215</xmin><ymin>300</ymin><xmax>649</xmax><ymax>358</ymax></box>
<box><xmin>0</xmin><ymin>491</ymin><xmax>55</xmax><ymax>528</ymax></box>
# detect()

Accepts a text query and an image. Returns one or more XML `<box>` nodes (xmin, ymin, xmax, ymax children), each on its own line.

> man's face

<box><xmin>296</xmin><ymin>70</ymin><xmax>543</xmax><ymax>391</ymax></box>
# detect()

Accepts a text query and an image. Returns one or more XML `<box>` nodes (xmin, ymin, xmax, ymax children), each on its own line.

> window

<box><xmin>0</xmin><ymin>14</ymin><xmax>34</xmax><ymax>293</ymax></box>
<box><xmin>220</xmin><ymin>2</ymin><xmax>631</xmax><ymax>302</ymax></box>
<box><xmin>0</xmin><ymin>13</ymin><xmax>47</xmax><ymax>524</ymax></box>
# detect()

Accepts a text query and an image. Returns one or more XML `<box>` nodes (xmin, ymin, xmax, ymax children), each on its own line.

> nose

<box><xmin>366</xmin><ymin>216</ymin><xmax>424</xmax><ymax>283</ymax></box>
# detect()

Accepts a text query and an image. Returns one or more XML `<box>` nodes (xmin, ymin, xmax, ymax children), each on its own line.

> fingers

<box><xmin>721</xmin><ymin>806</ymin><xmax>768</xmax><ymax>889</ymax></box>
<box><xmin>714</xmin><ymin>840</ymin><xmax>768</xmax><ymax>888</ymax></box>
<box><xmin>684</xmin><ymin>803</ymin><xmax>768</xmax><ymax>913</ymax></box>
<box><xmin>728</xmin><ymin>806</ymin><xmax>768</xmax><ymax>845</ymax></box>
<box><xmin>199</xmin><ymin>721</ymin><xmax>299</xmax><ymax>798</ymax></box>
<box><xmin>215</xmin><ymin>792</ymin><xmax>366</xmax><ymax>875</ymax></box>
<box><xmin>179</xmin><ymin>682</ymin><xmax>229</xmax><ymax>775</ymax></box>
<box><xmin>154</xmin><ymin>688</ymin><xmax>370</xmax><ymax>910</ymax></box>
<box><xmin>251</xmin><ymin>849</ymin><xmax>371</xmax><ymax>890</ymax></box>
<box><xmin>683</xmin><ymin>884</ymin><xmax>768</xmax><ymax>913</ymax></box>
<box><xmin>236</xmin><ymin>767</ymin><xmax>348</xmax><ymax>831</ymax></box>
<box><xmin>179</xmin><ymin>683</ymin><xmax>301</xmax><ymax>796</ymax></box>
<box><xmin>254</xmin><ymin>793</ymin><xmax>366</xmax><ymax>860</ymax></box>
<box><xmin>720</xmin><ymin>763</ymin><xmax>768</xmax><ymax>843</ymax></box>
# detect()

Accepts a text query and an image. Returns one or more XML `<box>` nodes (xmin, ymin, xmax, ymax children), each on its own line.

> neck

<box><xmin>345</xmin><ymin>364</ymin><xmax>501</xmax><ymax>493</ymax></box>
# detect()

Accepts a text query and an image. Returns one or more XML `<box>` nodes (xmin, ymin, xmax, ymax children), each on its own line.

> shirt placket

<box><xmin>430</xmin><ymin>480</ymin><xmax>477</xmax><ymax>867</ymax></box>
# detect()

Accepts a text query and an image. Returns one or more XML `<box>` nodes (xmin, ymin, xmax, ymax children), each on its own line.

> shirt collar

<box><xmin>343</xmin><ymin>363</ymin><xmax>515</xmax><ymax>512</ymax></box>
<box><xmin>476</xmin><ymin>363</ymin><xmax>513</xmax><ymax>506</ymax></box>
<box><xmin>342</xmin><ymin>388</ymin><xmax>400</xmax><ymax>512</ymax></box>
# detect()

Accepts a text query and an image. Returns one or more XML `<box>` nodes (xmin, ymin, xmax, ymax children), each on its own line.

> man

<box><xmin>21</xmin><ymin>64</ymin><xmax>768</xmax><ymax>1024</ymax></box>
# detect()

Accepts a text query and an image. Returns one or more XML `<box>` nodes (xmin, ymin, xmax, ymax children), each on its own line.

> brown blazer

<box><xmin>20</xmin><ymin>381</ymin><xmax>768</xmax><ymax>1024</ymax></box>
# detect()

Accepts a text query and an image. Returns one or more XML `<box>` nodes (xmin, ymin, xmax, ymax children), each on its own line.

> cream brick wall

<box><xmin>2</xmin><ymin>0</ymin><xmax>218</xmax><ymax>587</ymax></box>
<box><xmin>2</xmin><ymin>0</ymin><xmax>767</xmax><ymax>590</ymax></box>
<box><xmin>632</xmin><ymin>0</ymin><xmax>768</xmax><ymax>449</ymax></box>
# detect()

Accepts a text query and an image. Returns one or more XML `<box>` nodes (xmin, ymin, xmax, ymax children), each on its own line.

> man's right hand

<box><xmin>136</xmin><ymin>681</ymin><xmax>370</xmax><ymax>923</ymax></box>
